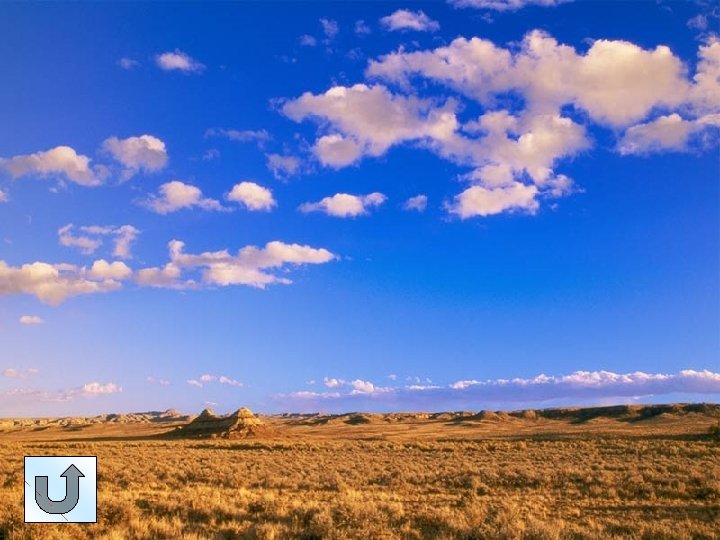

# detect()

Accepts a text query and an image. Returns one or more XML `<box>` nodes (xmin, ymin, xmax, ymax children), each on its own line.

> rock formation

<box><xmin>173</xmin><ymin>407</ymin><xmax>274</xmax><ymax>438</ymax></box>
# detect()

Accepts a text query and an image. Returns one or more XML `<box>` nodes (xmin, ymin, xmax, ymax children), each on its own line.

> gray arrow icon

<box><xmin>35</xmin><ymin>464</ymin><xmax>84</xmax><ymax>514</ymax></box>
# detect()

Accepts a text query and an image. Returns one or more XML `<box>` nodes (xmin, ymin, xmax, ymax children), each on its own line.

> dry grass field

<box><xmin>0</xmin><ymin>404</ymin><xmax>718</xmax><ymax>539</ymax></box>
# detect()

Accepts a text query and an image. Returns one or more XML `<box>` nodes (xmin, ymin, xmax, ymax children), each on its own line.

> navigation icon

<box><xmin>24</xmin><ymin>456</ymin><xmax>97</xmax><ymax>523</ymax></box>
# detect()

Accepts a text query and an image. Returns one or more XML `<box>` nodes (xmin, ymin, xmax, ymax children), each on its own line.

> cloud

<box><xmin>80</xmin><ymin>382</ymin><xmax>122</xmax><ymax>395</ymax></box>
<box><xmin>355</xmin><ymin>20</ymin><xmax>372</xmax><ymax>35</ymax></box>
<box><xmin>6</xmin><ymin>234</ymin><xmax>339</xmax><ymax>304</ymax></box>
<box><xmin>0</xmin><ymin>146</ymin><xmax>105</xmax><ymax>186</ymax></box>
<box><xmin>205</xmin><ymin>128</ymin><xmax>271</xmax><ymax>147</ymax></box>
<box><xmin>146</xmin><ymin>376</ymin><xmax>170</xmax><ymax>386</ymax></box>
<box><xmin>350</xmin><ymin>379</ymin><xmax>377</xmax><ymax>394</ymax></box>
<box><xmin>299</xmin><ymin>192</ymin><xmax>387</xmax><ymax>217</ymax></box>
<box><xmin>266</xmin><ymin>153</ymin><xmax>301</xmax><ymax>179</ymax></box>
<box><xmin>407</xmin><ymin>376</ymin><xmax>433</xmax><ymax>384</ymax></box>
<box><xmin>690</xmin><ymin>37</ymin><xmax>720</xmax><ymax>115</ymax></box>
<box><xmin>0</xmin><ymin>382</ymin><xmax>121</xmax><ymax>405</ymax></box>
<box><xmin>3</xmin><ymin>368</ymin><xmax>39</xmax><ymax>379</ymax></box>
<box><xmin>58</xmin><ymin>224</ymin><xmax>140</xmax><ymax>259</ymax></box>
<box><xmin>88</xmin><ymin>260</ymin><xmax>132</xmax><ymax>281</ymax></box>
<box><xmin>102</xmin><ymin>134</ymin><xmax>168</xmax><ymax>178</ymax></box>
<box><xmin>2</xmin><ymin>381</ymin><xmax>121</xmax><ymax>402</ymax></box>
<box><xmin>135</xmin><ymin>263</ymin><xmax>183</xmax><ymax>288</ymax></box>
<box><xmin>449</xmin><ymin>0</ymin><xmax>571</xmax><ymax>11</ymax></box>
<box><xmin>202</xmin><ymin>149</ymin><xmax>220</xmax><ymax>161</ymax></box>
<box><xmin>0</xmin><ymin>189</ymin><xmax>7</xmax><ymax>202</ymax></box>
<box><xmin>279</xmin><ymin>369</ymin><xmax>720</xmax><ymax>411</ymax></box>
<box><xmin>226</xmin><ymin>181</ymin><xmax>276</xmax><ymax>211</ymax></box>
<box><xmin>403</xmin><ymin>194</ymin><xmax>428</xmax><ymax>212</ymax></box>
<box><xmin>112</xmin><ymin>225</ymin><xmax>140</xmax><ymax>259</ymax></box>
<box><xmin>283</xmin><ymin>30</ymin><xmax>719</xmax><ymax>217</ymax></box>
<box><xmin>0</xmin><ymin>259</ymin><xmax>132</xmax><ymax>305</ymax></box>
<box><xmin>187</xmin><ymin>374</ymin><xmax>243</xmax><ymax>388</ymax></box>
<box><xmin>367</xmin><ymin>31</ymin><xmax>689</xmax><ymax>128</ymax></box>
<box><xmin>312</xmin><ymin>134</ymin><xmax>365</xmax><ymax>168</ymax></box>
<box><xmin>137</xmin><ymin>238</ymin><xmax>336</xmax><ymax>290</ymax></box>
<box><xmin>687</xmin><ymin>14</ymin><xmax>708</xmax><ymax>31</ymax></box>
<box><xmin>155</xmin><ymin>49</ymin><xmax>205</xmax><ymax>73</ymax></box>
<box><xmin>58</xmin><ymin>224</ymin><xmax>103</xmax><ymax>254</ymax></box>
<box><xmin>323</xmin><ymin>377</ymin><xmax>346</xmax><ymax>388</ymax></box>
<box><xmin>173</xmin><ymin>239</ymin><xmax>336</xmax><ymax>288</ymax></box>
<box><xmin>618</xmin><ymin>113</ymin><xmax>720</xmax><ymax>155</ymax></box>
<box><xmin>320</xmin><ymin>18</ymin><xmax>339</xmax><ymax>39</ymax></box>
<box><xmin>283</xmin><ymin>84</ymin><xmax>458</xmax><ymax>167</ymax></box>
<box><xmin>285</xmin><ymin>390</ymin><xmax>342</xmax><ymax>399</ymax></box>
<box><xmin>19</xmin><ymin>315</ymin><xmax>44</xmax><ymax>325</ymax></box>
<box><xmin>380</xmin><ymin>10</ymin><xmax>440</xmax><ymax>32</ymax></box>
<box><xmin>140</xmin><ymin>180</ymin><xmax>224</xmax><ymax>214</ymax></box>
<box><xmin>447</xmin><ymin>183</ymin><xmax>539</xmax><ymax>218</ymax></box>
<box><xmin>300</xmin><ymin>34</ymin><xmax>317</xmax><ymax>47</ymax></box>
<box><xmin>118</xmin><ymin>57</ymin><xmax>140</xmax><ymax>70</ymax></box>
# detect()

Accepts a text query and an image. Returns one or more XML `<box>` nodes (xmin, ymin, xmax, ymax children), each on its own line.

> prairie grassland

<box><xmin>0</xmin><ymin>410</ymin><xmax>718</xmax><ymax>539</ymax></box>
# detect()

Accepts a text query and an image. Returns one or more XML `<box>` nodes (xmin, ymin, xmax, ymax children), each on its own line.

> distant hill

<box><xmin>0</xmin><ymin>408</ymin><xmax>190</xmax><ymax>429</ymax></box>
<box><xmin>1</xmin><ymin>403</ymin><xmax>717</xmax><ymax>442</ymax></box>
<box><xmin>280</xmin><ymin>402</ymin><xmax>720</xmax><ymax>426</ymax></box>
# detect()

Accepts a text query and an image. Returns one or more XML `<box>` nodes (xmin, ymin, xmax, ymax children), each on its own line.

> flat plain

<box><xmin>0</xmin><ymin>403</ymin><xmax>718</xmax><ymax>539</ymax></box>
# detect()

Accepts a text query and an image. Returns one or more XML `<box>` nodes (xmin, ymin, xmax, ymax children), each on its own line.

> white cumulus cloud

<box><xmin>155</xmin><ymin>49</ymin><xmax>205</xmax><ymax>73</ymax></box>
<box><xmin>0</xmin><ymin>259</ymin><xmax>132</xmax><ymax>305</ymax></box>
<box><xmin>324</xmin><ymin>377</ymin><xmax>346</xmax><ymax>388</ymax></box>
<box><xmin>299</xmin><ymin>192</ymin><xmax>387</xmax><ymax>217</ymax></box>
<box><xmin>380</xmin><ymin>9</ymin><xmax>440</xmax><ymax>32</ymax></box>
<box><xmin>80</xmin><ymin>382</ymin><xmax>122</xmax><ymax>395</ymax></box>
<box><xmin>227</xmin><ymin>181</ymin><xmax>276</xmax><ymax>211</ymax></box>
<box><xmin>350</xmin><ymin>379</ymin><xmax>376</xmax><ymax>394</ymax></box>
<box><xmin>88</xmin><ymin>260</ymin><xmax>132</xmax><ymax>281</ymax></box>
<box><xmin>136</xmin><ymin>239</ymin><xmax>336</xmax><ymax>290</ymax></box>
<box><xmin>140</xmin><ymin>180</ymin><xmax>224</xmax><ymax>214</ymax></box>
<box><xmin>135</xmin><ymin>263</ymin><xmax>183</xmax><ymax>288</ymax></box>
<box><xmin>283</xmin><ymin>84</ymin><xmax>459</xmax><ymax>166</ymax></box>
<box><xmin>367</xmin><ymin>31</ymin><xmax>690</xmax><ymax>127</ymax></box>
<box><xmin>0</xmin><ymin>146</ymin><xmax>105</xmax><ymax>186</ymax></box>
<box><xmin>617</xmin><ymin>113</ymin><xmax>720</xmax><ymax>155</ymax></box>
<box><xmin>282</xmin><ymin>29</ymin><xmax>718</xmax><ymax>218</ymax></box>
<box><xmin>102</xmin><ymin>134</ymin><xmax>168</xmax><ymax>178</ymax></box>
<box><xmin>447</xmin><ymin>183</ymin><xmax>539</xmax><ymax>218</ymax></box>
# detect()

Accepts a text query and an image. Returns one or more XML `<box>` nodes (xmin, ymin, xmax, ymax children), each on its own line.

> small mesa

<box><xmin>172</xmin><ymin>407</ymin><xmax>275</xmax><ymax>439</ymax></box>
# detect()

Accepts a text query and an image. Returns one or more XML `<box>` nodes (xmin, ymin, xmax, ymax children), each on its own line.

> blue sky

<box><xmin>1</xmin><ymin>0</ymin><xmax>718</xmax><ymax>416</ymax></box>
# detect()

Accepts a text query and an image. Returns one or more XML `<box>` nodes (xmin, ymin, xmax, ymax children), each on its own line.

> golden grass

<box><xmin>0</xmin><ymin>408</ymin><xmax>718</xmax><ymax>539</ymax></box>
